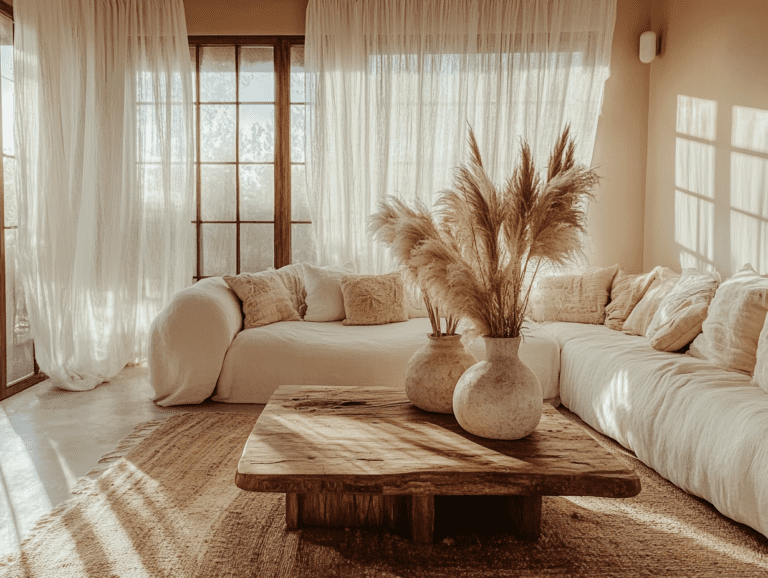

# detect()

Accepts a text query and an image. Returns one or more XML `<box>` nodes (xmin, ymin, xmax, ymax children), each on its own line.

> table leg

<box><xmin>509</xmin><ymin>495</ymin><xmax>541</xmax><ymax>540</ymax></box>
<box><xmin>285</xmin><ymin>492</ymin><xmax>299</xmax><ymax>530</ymax></box>
<box><xmin>410</xmin><ymin>495</ymin><xmax>435</xmax><ymax>544</ymax></box>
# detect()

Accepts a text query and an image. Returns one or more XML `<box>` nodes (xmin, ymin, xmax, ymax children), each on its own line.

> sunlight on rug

<box><xmin>1</xmin><ymin>411</ymin><xmax>767</xmax><ymax>577</ymax></box>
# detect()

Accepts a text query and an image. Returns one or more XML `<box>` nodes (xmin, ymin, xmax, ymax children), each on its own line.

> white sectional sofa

<box><xmin>148</xmin><ymin>274</ymin><xmax>768</xmax><ymax>540</ymax></box>
<box><xmin>149</xmin><ymin>277</ymin><xmax>561</xmax><ymax>406</ymax></box>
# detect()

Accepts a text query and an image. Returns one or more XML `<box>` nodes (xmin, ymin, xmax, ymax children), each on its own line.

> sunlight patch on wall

<box><xmin>730</xmin><ymin>105</ymin><xmax>768</xmax><ymax>273</ymax></box>
<box><xmin>674</xmin><ymin>96</ymin><xmax>717</xmax><ymax>270</ymax></box>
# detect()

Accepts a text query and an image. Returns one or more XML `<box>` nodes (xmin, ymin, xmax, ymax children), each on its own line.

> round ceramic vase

<box><xmin>452</xmin><ymin>336</ymin><xmax>543</xmax><ymax>440</ymax></box>
<box><xmin>404</xmin><ymin>334</ymin><xmax>478</xmax><ymax>414</ymax></box>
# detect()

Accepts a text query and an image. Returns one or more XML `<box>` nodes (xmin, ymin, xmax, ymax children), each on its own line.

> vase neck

<box><xmin>427</xmin><ymin>334</ymin><xmax>464</xmax><ymax>348</ymax></box>
<box><xmin>483</xmin><ymin>336</ymin><xmax>521</xmax><ymax>360</ymax></box>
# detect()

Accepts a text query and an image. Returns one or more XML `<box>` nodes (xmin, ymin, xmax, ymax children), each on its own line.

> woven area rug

<box><xmin>2</xmin><ymin>411</ymin><xmax>768</xmax><ymax>577</ymax></box>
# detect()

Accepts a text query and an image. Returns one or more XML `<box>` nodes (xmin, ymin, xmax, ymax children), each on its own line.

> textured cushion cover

<box><xmin>622</xmin><ymin>267</ymin><xmax>679</xmax><ymax>336</ymax></box>
<box><xmin>303</xmin><ymin>263</ymin><xmax>354</xmax><ymax>322</ymax></box>
<box><xmin>341</xmin><ymin>272</ymin><xmax>409</xmax><ymax>326</ymax></box>
<box><xmin>532</xmin><ymin>264</ymin><xmax>618</xmax><ymax>324</ymax></box>
<box><xmin>649</xmin><ymin>302</ymin><xmax>710</xmax><ymax>352</ymax></box>
<box><xmin>604</xmin><ymin>267</ymin><xmax>658</xmax><ymax>331</ymax></box>
<box><xmin>688</xmin><ymin>264</ymin><xmax>768</xmax><ymax>375</ymax></box>
<box><xmin>645</xmin><ymin>269</ymin><xmax>720</xmax><ymax>351</ymax></box>
<box><xmin>224</xmin><ymin>271</ymin><xmax>302</xmax><ymax>329</ymax></box>
<box><xmin>752</xmin><ymin>316</ymin><xmax>768</xmax><ymax>393</ymax></box>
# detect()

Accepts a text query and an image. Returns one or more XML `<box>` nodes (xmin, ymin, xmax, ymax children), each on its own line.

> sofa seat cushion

<box><xmin>213</xmin><ymin>318</ymin><xmax>561</xmax><ymax>404</ymax></box>
<box><xmin>547</xmin><ymin>321</ymin><xmax>768</xmax><ymax>539</ymax></box>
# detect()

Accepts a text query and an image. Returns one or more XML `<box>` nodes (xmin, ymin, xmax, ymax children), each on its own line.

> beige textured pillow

<box><xmin>224</xmin><ymin>271</ymin><xmax>302</xmax><ymax>329</ymax></box>
<box><xmin>604</xmin><ymin>267</ymin><xmax>659</xmax><ymax>331</ymax></box>
<box><xmin>340</xmin><ymin>272</ymin><xmax>409</xmax><ymax>326</ymax></box>
<box><xmin>752</xmin><ymin>316</ymin><xmax>768</xmax><ymax>393</ymax></box>
<box><xmin>622</xmin><ymin>267</ymin><xmax>679</xmax><ymax>336</ymax></box>
<box><xmin>532</xmin><ymin>264</ymin><xmax>618</xmax><ymax>324</ymax></box>
<box><xmin>645</xmin><ymin>268</ymin><xmax>720</xmax><ymax>341</ymax></box>
<box><xmin>688</xmin><ymin>264</ymin><xmax>768</xmax><ymax>375</ymax></box>
<box><xmin>649</xmin><ymin>302</ymin><xmax>709</xmax><ymax>352</ymax></box>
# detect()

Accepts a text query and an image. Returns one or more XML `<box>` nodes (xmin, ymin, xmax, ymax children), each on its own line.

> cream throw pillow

<box><xmin>604</xmin><ymin>267</ymin><xmax>659</xmax><ymax>331</ymax></box>
<box><xmin>688</xmin><ymin>264</ymin><xmax>768</xmax><ymax>375</ymax></box>
<box><xmin>645</xmin><ymin>268</ymin><xmax>720</xmax><ymax>345</ymax></box>
<box><xmin>752</xmin><ymin>316</ymin><xmax>768</xmax><ymax>393</ymax></box>
<box><xmin>340</xmin><ymin>272</ymin><xmax>409</xmax><ymax>326</ymax></box>
<box><xmin>532</xmin><ymin>264</ymin><xmax>618</xmax><ymax>324</ymax></box>
<box><xmin>224</xmin><ymin>271</ymin><xmax>302</xmax><ymax>329</ymax></box>
<box><xmin>303</xmin><ymin>263</ymin><xmax>355</xmax><ymax>322</ymax></box>
<box><xmin>622</xmin><ymin>267</ymin><xmax>679</xmax><ymax>336</ymax></box>
<box><xmin>649</xmin><ymin>302</ymin><xmax>709</xmax><ymax>352</ymax></box>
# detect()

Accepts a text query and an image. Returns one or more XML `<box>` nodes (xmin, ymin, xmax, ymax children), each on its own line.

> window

<box><xmin>0</xmin><ymin>3</ymin><xmax>46</xmax><ymax>400</ymax></box>
<box><xmin>188</xmin><ymin>36</ymin><xmax>311</xmax><ymax>280</ymax></box>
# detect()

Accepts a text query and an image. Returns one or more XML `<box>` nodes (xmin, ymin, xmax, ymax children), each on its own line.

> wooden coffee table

<box><xmin>236</xmin><ymin>385</ymin><xmax>641</xmax><ymax>543</ymax></box>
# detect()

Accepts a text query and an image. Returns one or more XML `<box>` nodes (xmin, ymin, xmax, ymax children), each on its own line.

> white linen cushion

<box><xmin>303</xmin><ymin>263</ymin><xmax>355</xmax><ymax>322</ymax></box>
<box><xmin>689</xmin><ymin>264</ymin><xmax>768</xmax><ymax>375</ymax></box>
<box><xmin>622</xmin><ymin>267</ymin><xmax>679</xmax><ymax>336</ymax></box>
<box><xmin>213</xmin><ymin>318</ymin><xmax>561</xmax><ymax>403</ymax></box>
<box><xmin>548</xmin><ymin>321</ymin><xmax>768</xmax><ymax>541</ymax></box>
<box><xmin>649</xmin><ymin>302</ymin><xmax>710</xmax><ymax>352</ymax></box>
<box><xmin>645</xmin><ymin>268</ymin><xmax>720</xmax><ymax>348</ymax></box>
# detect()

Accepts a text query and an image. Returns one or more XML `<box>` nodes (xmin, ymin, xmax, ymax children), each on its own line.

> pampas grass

<box><xmin>369</xmin><ymin>126</ymin><xmax>598</xmax><ymax>339</ymax></box>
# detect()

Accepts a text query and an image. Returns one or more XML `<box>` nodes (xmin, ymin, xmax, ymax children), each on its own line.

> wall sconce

<box><xmin>639</xmin><ymin>31</ymin><xmax>658</xmax><ymax>64</ymax></box>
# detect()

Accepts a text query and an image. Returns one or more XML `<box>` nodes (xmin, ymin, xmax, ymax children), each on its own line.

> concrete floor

<box><xmin>0</xmin><ymin>364</ymin><xmax>263</xmax><ymax>560</ymax></box>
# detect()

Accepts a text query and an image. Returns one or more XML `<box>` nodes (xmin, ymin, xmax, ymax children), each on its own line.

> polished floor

<box><xmin>0</xmin><ymin>365</ymin><xmax>263</xmax><ymax>560</ymax></box>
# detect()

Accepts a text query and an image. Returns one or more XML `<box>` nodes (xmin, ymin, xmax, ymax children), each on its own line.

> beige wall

<box><xmin>183</xmin><ymin>0</ymin><xmax>653</xmax><ymax>273</ymax></box>
<box><xmin>644</xmin><ymin>0</ymin><xmax>768</xmax><ymax>276</ymax></box>
<box><xmin>588</xmin><ymin>0</ymin><xmax>651</xmax><ymax>272</ymax></box>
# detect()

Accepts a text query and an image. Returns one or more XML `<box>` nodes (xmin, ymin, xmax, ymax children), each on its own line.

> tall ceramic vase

<box><xmin>452</xmin><ymin>336</ymin><xmax>542</xmax><ymax>440</ymax></box>
<box><xmin>405</xmin><ymin>334</ymin><xmax>478</xmax><ymax>414</ymax></box>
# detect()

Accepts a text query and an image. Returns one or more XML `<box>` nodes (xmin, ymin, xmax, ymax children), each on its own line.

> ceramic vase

<box><xmin>452</xmin><ymin>336</ymin><xmax>542</xmax><ymax>440</ymax></box>
<box><xmin>404</xmin><ymin>334</ymin><xmax>478</xmax><ymax>414</ymax></box>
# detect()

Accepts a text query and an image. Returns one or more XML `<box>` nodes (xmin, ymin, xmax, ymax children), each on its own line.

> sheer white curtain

<box><xmin>305</xmin><ymin>0</ymin><xmax>617</xmax><ymax>272</ymax></box>
<box><xmin>14</xmin><ymin>0</ymin><xmax>195</xmax><ymax>390</ymax></box>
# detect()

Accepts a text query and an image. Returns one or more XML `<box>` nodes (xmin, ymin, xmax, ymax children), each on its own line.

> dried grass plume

<box><xmin>368</xmin><ymin>126</ymin><xmax>598</xmax><ymax>339</ymax></box>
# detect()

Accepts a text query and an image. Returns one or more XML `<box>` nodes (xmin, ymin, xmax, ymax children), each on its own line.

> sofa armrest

<box><xmin>149</xmin><ymin>277</ymin><xmax>243</xmax><ymax>406</ymax></box>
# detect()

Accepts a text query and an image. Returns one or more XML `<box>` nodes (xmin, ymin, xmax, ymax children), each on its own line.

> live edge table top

<box><xmin>235</xmin><ymin>385</ymin><xmax>641</xmax><ymax>499</ymax></box>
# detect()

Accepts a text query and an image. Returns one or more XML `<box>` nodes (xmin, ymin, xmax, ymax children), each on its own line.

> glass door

<box><xmin>0</xmin><ymin>5</ymin><xmax>45</xmax><ymax>400</ymax></box>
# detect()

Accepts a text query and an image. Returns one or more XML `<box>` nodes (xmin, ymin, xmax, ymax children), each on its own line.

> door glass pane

<box><xmin>240</xmin><ymin>164</ymin><xmax>274</xmax><ymax>221</ymax></box>
<box><xmin>290</xmin><ymin>105</ymin><xmax>305</xmax><ymax>163</ymax></box>
<box><xmin>292</xmin><ymin>223</ymin><xmax>315</xmax><ymax>264</ymax></box>
<box><xmin>241</xmin><ymin>224</ymin><xmax>274</xmax><ymax>272</ymax></box>
<box><xmin>201</xmin><ymin>224</ymin><xmax>236</xmax><ymax>276</ymax></box>
<box><xmin>200</xmin><ymin>104</ymin><xmax>236</xmax><ymax>162</ymax></box>
<box><xmin>240</xmin><ymin>104</ymin><xmax>274</xmax><ymax>162</ymax></box>
<box><xmin>290</xmin><ymin>45</ymin><xmax>305</xmax><ymax>103</ymax></box>
<box><xmin>240</xmin><ymin>46</ymin><xmax>274</xmax><ymax>103</ymax></box>
<box><xmin>200</xmin><ymin>164</ymin><xmax>236</xmax><ymax>221</ymax></box>
<box><xmin>291</xmin><ymin>164</ymin><xmax>310</xmax><ymax>222</ymax></box>
<box><xmin>5</xmin><ymin>230</ymin><xmax>33</xmax><ymax>384</ymax></box>
<box><xmin>200</xmin><ymin>46</ymin><xmax>235</xmax><ymax>103</ymax></box>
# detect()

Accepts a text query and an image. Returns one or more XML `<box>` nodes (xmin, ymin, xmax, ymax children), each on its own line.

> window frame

<box><xmin>188</xmin><ymin>35</ymin><xmax>307</xmax><ymax>280</ymax></box>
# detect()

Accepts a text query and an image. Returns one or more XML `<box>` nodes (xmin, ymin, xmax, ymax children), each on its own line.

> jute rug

<box><xmin>2</xmin><ymin>411</ymin><xmax>768</xmax><ymax>577</ymax></box>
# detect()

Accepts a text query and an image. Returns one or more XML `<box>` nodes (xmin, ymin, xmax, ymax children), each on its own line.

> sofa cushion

<box><xmin>303</xmin><ymin>263</ymin><xmax>354</xmax><ymax>322</ymax></box>
<box><xmin>622</xmin><ymin>267</ymin><xmax>679</xmax><ymax>336</ymax></box>
<box><xmin>224</xmin><ymin>271</ymin><xmax>302</xmax><ymax>329</ymax></box>
<box><xmin>645</xmin><ymin>268</ymin><xmax>719</xmax><ymax>350</ymax></box>
<box><xmin>688</xmin><ymin>264</ymin><xmax>768</xmax><ymax>375</ymax></box>
<box><xmin>548</xmin><ymin>321</ymin><xmax>768</xmax><ymax>541</ymax></box>
<box><xmin>213</xmin><ymin>317</ymin><xmax>561</xmax><ymax>404</ymax></box>
<box><xmin>341</xmin><ymin>272</ymin><xmax>409</xmax><ymax>326</ymax></box>
<box><xmin>752</xmin><ymin>316</ymin><xmax>768</xmax><ymax>394</ymax></box>
<box><xmin>532</xmin><ymin>264</ymin><xmax>618</xmax><ymax>324</ymax></box>
<box><xmin>604</xmin><ymin>267</ymin><xmax>658</xmax><ymax>331</ymax></box>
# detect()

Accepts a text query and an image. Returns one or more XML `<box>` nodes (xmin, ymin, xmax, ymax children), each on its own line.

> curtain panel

<box><xmin>14</xmin><ymin>0</ymin><xmax>195</xmax><ymax>390</ymax></box>
<box><xmin>304</xmin><ymin>0</ymin><xmax>617</xmax><ymax>273</ymax></box>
